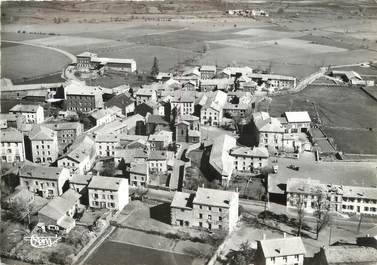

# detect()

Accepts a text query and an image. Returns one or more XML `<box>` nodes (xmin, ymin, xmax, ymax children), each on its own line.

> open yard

<box><xmin>268</xmin><ymin>152</ymin><xmax>377</xmax><ymax>195</ymax></box>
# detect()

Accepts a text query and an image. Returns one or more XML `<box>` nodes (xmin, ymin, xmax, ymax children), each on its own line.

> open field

<box><xmin>2</xmin><ymin>7</ymin><xmax>377</xmax><ymax>79</ymax></box>
<box><xmin>1</xmin><ymin>43</ymin><xmax>70</xmax><ymax>81</ymax></box>
<box><xmin>85</xmin><ymin>240</ymin><xmax>196</xmax><ymax>265</ymax></box>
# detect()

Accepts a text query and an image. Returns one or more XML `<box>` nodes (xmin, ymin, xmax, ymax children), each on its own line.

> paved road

<box><xmin>2</xmin><ymin>40</ymin><xmax>76</xmax><ymax>63</ymax></box>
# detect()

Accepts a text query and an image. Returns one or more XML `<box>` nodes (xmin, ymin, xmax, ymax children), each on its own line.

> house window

<box><xmin>199</xmin><ymin>213</ymin><xmax>203</xmax><ymax>219</ymax></box>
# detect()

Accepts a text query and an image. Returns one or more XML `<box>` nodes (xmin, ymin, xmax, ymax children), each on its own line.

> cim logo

<box><xmin>24</xmin><ymin>234</ymin><xmax>61</xmax><ymax>248</ymax></box>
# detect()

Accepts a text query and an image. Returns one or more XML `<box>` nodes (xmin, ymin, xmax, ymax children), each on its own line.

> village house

<box><xmin>175</xmin><ymin>115</ymin><xmax>201</xmax><ymax>143</ymax></box>
<box><xmin>64</xmin><ymin>81</ymin><xmax>104</xmax><ymax>112</ymax></box>
<box><xmin>170</xmin><ymin>91</ymin><xmax>196</xmax><ymax>116</ymax></box>
<box><xmin>41</xmin><ymin>121</ymin><xmax>83</xmax><ymax>150</ymax></box>
<box><xmin>28</xmin><ymin>125</ymin><xmax>59</xmax><ymax>165</ymax></box>
<box><xmin>312</xmin><ymin>244</ymin><xmax>377</xmax><ymax>265</ymax></box>
<box><xmin>88</xmin><ymin>106</ymin><xmax>122</xmax><ymax>127</ymax></box>
<box><xmin>129</xmin><ymin>161</ymin><xmax>149</xmax><ymax>187</ymax></box>
<box><xmin>9</xmin><ymin>104</ymin><xmax>44</xmax><ymax>124</ymax></box>
<box><xmin>255</xmin><ymin>236</ymin><xmax>306</xmax><ymax>265</ymax></box>
<box><xmin>253</xmin><ymin>112</ymin><xmax>285</xmax><ymax>151</ymax></box>
<box><xmin>93</xmin><ymin>133</ymin><xmax>120</xmax><ymax>157</ymax></box>
<box><xmin>145</xmin><ymin>114</ymin><xmax>170</xmax><ymax>135</ymax></box>
<box><xmin>135</xmin><ymin>88</ymin><xmax>158</xmax><ymax>105</ymax></box>
<box><xmin>171</xmin><ymin>187</ymin><xmax>239</xmax><ymax>233</ymax></box>
<box><xmin>69</xmin><ymin>174</ymin><xmax>93</xmax><ymax>205</ymax></box>
<box><xmin>91</xmin><ymin>114</ymin><xmax>144</xmax><ymax>135</ymax></box>
<box><xmin>88</xmin><ymin>175</ymin><xmax>129</xmax><ymax>211</ymax></box>
<box><xmin>18</xmin><ymin>164</ymin><xmax>70</xmax><ymax>199</ymax></box>
<box><xmin>37</xmin><ymin>189</ymin><xmax>81</xmax><ymax>234</ymax></box>
<box><xmin>286</xmin><ymin>178</ymin><xmax>377</xmax><ymax>216</ymax></box>
<box><xmin>199</xmin><ymin>65</ymin><xmax>217</xmax><ymax>79</ymax></box>
<box><xmin>57</xmin><ymin>134</ymin><xmax>96</xmax><ymax>175</ymax></box>
<box><xmin>229</xmin><ymin>146</ymin><xmax>269</xmax><ymax>173</ymax></box>
<box><xmin>0</xmin><ymin>113</ymin><xmax>26</xmax><ymax>129</ymax></box>
<box><xmin>223</xmin><ymin>102</ymin><xmax>251</xmax><ymax>118</ymax></box>
<box><xmin>147</xmin><ymin>150</ymin><xmax>172</xmax><ymax>173</ymax></box>
<box><xmin>148</xmin><ymin>130</ymin><xmax>173</xmax><ymax>151</ymax></box>
<box><xmin>0</xmin><ymin>128</ymin><xmax>25</xmax><ymax>163</ymax></box>
<box><xmin>209</xmin><ymin>134</ymin><xmax>237</xmax><ymax>184</ymax></box>
<box><xmin>114</xmin><ymin>146</ymin><xmax>149</xmax><ymax>167</ymax></box>
<box><xmin>199</xmin><ymin>78</ymin><xmax>234</xmax><ymax>92</ymax></box>
<box><xmin>200</xmin><ymin>90</ymin><xmax>228</xmax><ymax>126</ymax></box>
<box><xmin>219</xmin><ymin>66</ymin><xmax>253</xmax><ymax>79</ymax></box>
<box><xmin>104</xmin><ymin>93</ymin><xmax>135</xmax><ymax>116</ymax></box>
<box><xmin>283</xmin><ymin>111</ymin><xmax>311</xmax><ymax>133</ymax></box>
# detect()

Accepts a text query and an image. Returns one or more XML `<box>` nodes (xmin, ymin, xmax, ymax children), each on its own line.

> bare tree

<box><xmin>313</xmin><ymin>186</ymin><xmax>330</xmax><ymax>240</ymax></box>
<box><xmin>295</xmin><ymin>195</ymin><xmax>306</xmax><ymax>236</ymax></box>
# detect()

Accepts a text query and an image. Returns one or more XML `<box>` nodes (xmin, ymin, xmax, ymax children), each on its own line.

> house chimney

<box><xmin>283</xmin><ymin>232</ymin><xmax>286</xmax><ymax>238</ymax></box>
<box><xmin>202</xmin><ymin>183</ymin><xmax>205</xmax><ymax>188</ymax></box>
<box><xmin>262</xmin><ymin>234</ymin><xmax>266</xmax><ymax>240</ymax></box>
<box><xmin>236</xmin><ymin>187</ymin><xmax>239</xmax><ymax>192</ymax></box>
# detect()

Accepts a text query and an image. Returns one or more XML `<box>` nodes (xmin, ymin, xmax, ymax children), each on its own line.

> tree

<box><xmin>3</xmin><ymin>200</ymin><xmax>32</xmax><ymax>226</ymax></box>
<box><xmin>227</xmin><ymin>241</ymin><xmax>255</xmax><ymax>265</ymax></box>
<box><xmin>150</xmin><ymin>56</ymin><xmax>159</xmax><ymax>77</ymax></box>
<box><xmin>295</xmin><ymin>195</ymin><xmax>306</xmax><ymax>236</ymax></box>
<box><xmin>313</xmin><ymin>187</ymin><xmax>330</xmax><ymax>239</ymax></box>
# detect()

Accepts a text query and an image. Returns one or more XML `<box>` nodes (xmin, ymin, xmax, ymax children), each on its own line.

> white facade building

<box><xmin>29</xmin><ymin>125</ymin><xmax>59</xmax><ymax>165</ymax></box>
<box><xmin>9</xmin><ymin>104</ymin><xmax>44</xmax><ymax>124</ymax></box>
<box><xmin>171</xmin><ymin>187</ymin><xmax>239</xmax><ymax>233</ymax></box>
<box><xmin>88</xmin><ymin>175</ymin><xmax>129</xmax><ymax>211</ymax></box>
<box><xmin>256</xmin><ymin>236</ymin><xmax>306</xmax><ymax>265</ymax></box>
<box><xmin>0</xmin><ymin>128</ymin><xmax>25</xmax><ymax>163</ymax></box>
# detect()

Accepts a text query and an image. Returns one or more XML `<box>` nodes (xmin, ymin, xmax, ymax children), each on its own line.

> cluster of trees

<box><xmin>225</xmin><ymin>241</ymin><xmax>255</xmax><ymax>265</ymax></box>
<box><xmin>53</xmin><ymin>17</ymin><xmax>69</xmax><ymax>24</ymax></box>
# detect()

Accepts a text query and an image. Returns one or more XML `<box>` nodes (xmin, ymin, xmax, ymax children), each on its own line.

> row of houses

<box><xmin>286</xmin><ymin>178</ymin><xmax>377</xmax><ymax>216</ymax></box>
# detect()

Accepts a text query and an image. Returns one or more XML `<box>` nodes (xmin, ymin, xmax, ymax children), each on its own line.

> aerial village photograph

<box><xmin>0</xmin><ymin>0</ymin><xmax>377</xmax><ymax>265</ymax></box>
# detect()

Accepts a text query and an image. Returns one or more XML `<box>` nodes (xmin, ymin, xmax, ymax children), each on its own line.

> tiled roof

<box><xmin>10</xmin><ymin>104</ymin><xmax>42</xmax><ymax>113</ymax></box>
<box><xmin>171</xmin><ymin>192</ymin><xmax>193</xmax><ymax>209</ymax></box>
<box><xmin>61</xmin><ymin>134</ymin><xmax>95</xmax><ymax>163</ymax></box>
<box><xmin>323</xmin><ymin>245</ymin><xmax>377</xmax><ymax>264</ymax></box>
<box><xmin>42</xmin><ymin>121</ymin><xmax>83</xmax><ymax>131</ymax></box>
<box><xmin>193</xmin><ymin>187</ymin><xmax>238</xmax><ymax>208</ymax></box>
<box><xmin>342</xmin><ymin>186</ymin><xmax>377</xmax><ymax>200</ymax></box>
<box><xmin>285</xmin><ymin>111</ymin><xmax>311</xmax><ymax>123</ymax></box>
<box><xmin>230</xmin><ymin>146</ymin><xmax>269</xmax><ymax>158</ymax></box>
<box><xmin>209</xmin><ymin>134</ymin><xmax>237</xmax><ymax>177</ymax></box>
<box><xmin>105</xmin><ymin>94</ymin><xmax>134</xmax><ymax>109</ymax></box>
<box><xmin>70</xmin><ymin>174</ymin><xmax>93</xmax><ymax>185</ymax></box>
<box><xmin>19</xmin><ymin>164</ymin><xmax>65</xmax><ymax>180</ymax></box>
<box><xmin>260</xmin><ymin>237</ymin><xmax>305</xmax><ymax>258</ymax></box>
<box><xmin>29</xmin><ymin>125</ymin><xmax>57</xmax><ymax>141</ymax></box>
<box><xmin>88</xmin><ymin>175</ymin><xmax>124</xmax><ymax>191</ymax></box>
<box><xmin>255</xmin><ymin>117</ymin><xmax>284</xmax><ymax>133</ymax></box>
<box><xmin>200</xmin><ymin>65</ymin><xmax>216</xmax><ymax>72</ymax></box>
<box><xmin>0</xmin><ymin>128</ymin><xmax>24</xmax><ymax>142</ymax></box>
<box><xmin>130</xmin><ymin>161</ymin><xmax>148</xmax><ymax>175</ymax></box>
<box><xmin>146</xmin><ymin>114</ymin><xmax>169</xmax><ymax>125</ymax></box>
<box><xmin>201</xmin><ymin>90</ymin><xmax>228</xmax><ymax>112</ymax></box>
<box><xmin>148</xmin><ymin>150</ymin><xmax>167</xmax><ymax>161</ymax></box>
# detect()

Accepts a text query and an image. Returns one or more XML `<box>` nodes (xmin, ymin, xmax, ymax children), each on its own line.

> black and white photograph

<box><xmin>0</xmin><ymin>0</ymin><xmax>377</xmax><ymax>265</ymax></box>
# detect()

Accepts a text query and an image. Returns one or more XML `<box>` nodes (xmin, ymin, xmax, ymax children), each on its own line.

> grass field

<box><xmin>85</xmin><ymin>241</ymin><xmax>195</xmax><ymax>265</ymax></box>
<box><xmin>1</xmin><ymin>43</ymin><xmax>70</xmax><ymax>81</ymax></box>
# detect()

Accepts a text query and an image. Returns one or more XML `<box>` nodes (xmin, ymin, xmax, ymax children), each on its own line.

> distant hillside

<box><xmin>1</xmin><ymin>0</ymin><xmax>375</xmax><ymax>24</ymax></box>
